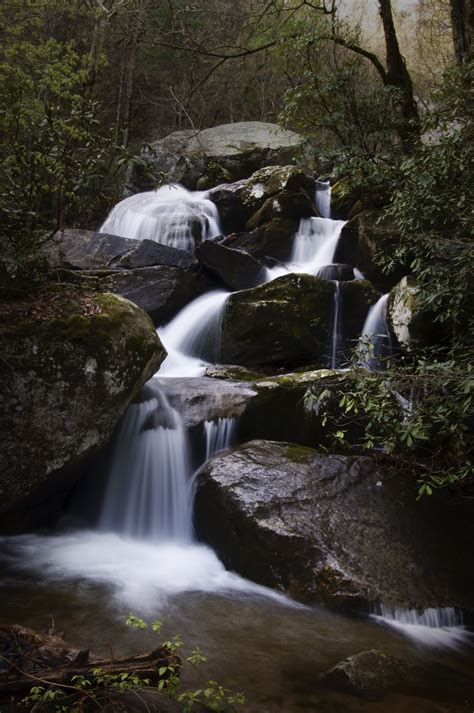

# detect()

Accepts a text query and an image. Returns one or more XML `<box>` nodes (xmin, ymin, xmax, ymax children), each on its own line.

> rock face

<box><xmin>126</xmin><ymin>122</ymin><xmax>306</xmax><ymax>193</ymax></box>
<box><xmin>46</xmin><ymin>229</ymin><xmax>197</xmax><ymax>271</ymax></box>
<box><xmin>196</xmin><ymin>240</ymin><xmax>265</xmax><ymax>290</ymax></box>
<box><xmin>209</xmin><ymin>165</ymin><xmax>314</xmax><ymax>233</ymax></box>
<box><xmin>388</xmin><ymin>276</ymin><xmax>438</xmax><ymax>352</ymax></box>
<box><xmin>0</xmin><ymin>292</ymin><xmax>165</xmax><ymax>532</ymax></box>
<box><xmin>220</xmin><ymin>274</ymin><xmax>379</xmax><ymax>370</ymax></box>
<box><xmin>195</xmin><ymin>440</ymin><xmax>474</xmax><ymax>609</ymax></box>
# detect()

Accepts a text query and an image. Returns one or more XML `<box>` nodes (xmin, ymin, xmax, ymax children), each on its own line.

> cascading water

<box><xmin>99</xmin><ymin>184</ymin><xmax>221</xmax><ymax>251</ymax></box>
<box><xmin>99</xmin><ymin>382</ymin><xmax>193</xmax><ymax>542</ymax></box>
<box><xmin>372</xmin><ymin>605</ymin><xmax>470</xmax><ymax>650</ymax></box>
<box><xmin>204</xmin><ymin>418</ymin><xmax>237</xmax><ymax>460</ymax></box>
<box><xmin>330</xmin><ymin>281</ymin><xmax>342</xmax><ymax>369</ymax></box>
<box><xmin>315</xmin><ymin>180</ymin><xmax>331</xmax><ymax>219</ymax></box>
<box><xmin>158</xmin><ymin>290</ymin><xmax>230</xmax><ymax>377</ymax></box>
<box><xmin>290</xmin><ymin>217</ymin><xmax>347</xmax><ymax>275</ymax></box>
<box><xmin>358</xmin><ymin>293</ymin><xmax>392</xmax><ymax>371</ymax></box>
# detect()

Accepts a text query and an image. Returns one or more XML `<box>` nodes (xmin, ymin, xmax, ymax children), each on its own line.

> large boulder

<box><xmin>195</xmin><ymin>240</ymin><xmax>265</xmax><ymax>290</ymax></box>
<box><xmin>0</xmin><ymin>289</ymin><xmax>165</xmax><ymax>532</ymax></box>
<box><xmin>126</xmin><ymin>122</ymin><xmax>307</xmax><ymax>193</ymax></box>
<box><xmin>194</xmin><ymin>440</ymin><xmax>474</xmax><ymax>609</ymax></box>
<box><xmin>388</xmin><ymin>276</ymin><xmax>438</xmax><ymax>353</ymax></box>
<box><xmin>45</xmin><ymin>229</ymin><xmax>197</xmax><ymax>271</ymax></box>
<box><xmin>209</xmin><ymin>165</ymin><xmax>314</xmax><ymax>233</ymax></box>
<box><xmin>220</xmin><ymin>274</ymin><xmax>379</xmax><ymax>370</ymax></box>
<box><xmin>222</xmin><ymin>218</ymin><xmax>300</xmax><ymax>262</ymax></box>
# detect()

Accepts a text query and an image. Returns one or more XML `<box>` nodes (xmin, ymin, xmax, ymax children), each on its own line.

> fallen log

<box><xmin>0</xmin><ymin>625</ymin><xmax>179</xmax><ymax>703</ymax></box>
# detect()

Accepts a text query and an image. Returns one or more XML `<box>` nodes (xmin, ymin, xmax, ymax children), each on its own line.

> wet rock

<box><xmin>245</xmin><ymin>189</ymin><xmax>316</xmax><ymax>230</ymax></box>
<box><xmin>0</xmin><ymin>292</ymin><xmax>165</xmax><ymax>533</ymax></box>
<box><xmin>195</xmin><ymin>440</ymin><xmax>474</xmax><ymax>609</ymax></box>
<box><xmin>220</xmin><ymin>274</ymin><xmax>379</xmax><ymax>370</ymax></box>
<box><xmin>127</xmin><ymin>122</ymin><xmax>307</xmax><ymax>193</ymax></box>
<box><xmin>316</xmin><ymin>264</ymin><xmax>355</xmax><ymax>281</ymax></box>
<box><xmin>209</xmin><ymin>165</ymin><xmax>314</xmax><ymax>233</ymax></box>
<box><xmin>156</xmin><ymin>377</ymin><xmax>256</xmax><ymax>427</ymax></box>
<box><xmin>45</xmin><ymin>229</ymin><xmax>196</xmax><ymax>271</ymax></box>
<box><xmin>321</xmin><ymin>650</ymin><xmax>420</xmax><ymax>696</ymax></box>
<box><xmin>94</xmin><ymin>266</ymin><xmax>199</xmax><ymax>325</ymax></box>
<box><xmin>205</xmin><ymin>365</ymin><xmax>265</xmax><ymax>381</ymax></box>
<box><xmin>222</xmin><ymin>217</ymin><xmax>299</xmax><ymax>262</ymax></box>
<box><xmin>388</xmin><ymin>276</ymin><xmax>438</xmax><ymax>353</ymax></box>
<box><xmin>336</xmin><ymin>210</ymin><xmax>405</xmax><ymax>291</ymax></box>
<box><xmin>195</xmin><ymin>240</ymin><xmax>265</xmax><ymax>290</ymax></box>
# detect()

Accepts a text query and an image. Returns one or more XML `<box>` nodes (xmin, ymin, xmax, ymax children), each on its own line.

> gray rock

<box><xmin>195</xmin><ymin>440</ymin><xmax>474</xmax><ymax>609</ymax></box>
<box><xmin>98</xmin><ymin>266</ymin><xmax>199</xmax><ymax>325</ymax></box>
<box><xmin>195</xmin><ymin>240</ymin><xmax>265</xmax><ymax>290</ymax></box>
<box><xmin>222</xmin><ymin>218</ymin><xmax>299</xmax><ymax>262</ymax></box>
<box><xmin>45</xmin><ymin>229</ymin><xmax>196</xmax><ymax>271</ymax></box>
<box><xmin>321</xmin><ymin>650</ymin><xmax>420</xmax><ymax>695</ymax></box>
<box><xmin>0</xmin><ymin>292</ymin><xmax>165</xmax><ymax>532</ymax></box>
<box><xmin>127</xmin><ymin>122</ymin><xmax>307</xmax><ymax>193</ymax></box>
<box><xmin>388</xmin><ymin>276</ymin><xmax>438</xmax><ymax>353</ymax></box>
<box><xmin>209</xmin><ymin>165</ymin><xmax>314</xmax><ymax>233</ymax></box>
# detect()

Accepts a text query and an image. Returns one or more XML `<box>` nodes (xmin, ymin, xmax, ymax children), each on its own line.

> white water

<box><xmin>290</xmin><ymin>217</ymin><xmax>347</xmax><ymax>276</ymax></box>
<box><xmin>372</xmin><ymin>606</ymin><xmax>471</xmax><ymax>650</ymax></box>
<box><xmin>158</xmin><ymin>290</ymin><xmax>230</xmax><ymax>377</ymax></box>
<box><xmin>330</xmin><ymin>281</ymin><xmax>342</xmax><ymax>369</ymax></box>
<box><xmin>315</xmin><ymin>180</ymin><xmax>331</xmax><ymax>219</ymax></box>
<box><xmin>99</xmin><ymin>384</ymin><xmax>193</xmax><ymax>542</ymax></box>
<box><xmin>99</xmin><ymin>184</ymin><xmax>221</xmax><ymax>251</ymax></box>
<box><xmin>204</xmin><ymin>417</ymin><xmax>237</xmax><ymax>460</ymax></box>
<box><xmin>1</xmin><ymin>532</ymin><xmax>297</xmax><ymax>612</ymax></box>
<box><xmin>359</xmin><ymin>293</ymin><xmax>392</xmax><ymax>370</ymax></box>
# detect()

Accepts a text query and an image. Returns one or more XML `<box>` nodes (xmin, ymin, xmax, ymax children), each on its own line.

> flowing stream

<box><xmin>1</xmin><ymin>180</ymin><xmax>473</xmax><ymax>712</ymax></box>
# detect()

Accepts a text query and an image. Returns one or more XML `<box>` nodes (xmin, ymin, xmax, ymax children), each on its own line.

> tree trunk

<box><xmin>450</xmin><ymin>0</ymin><xmax>474</xmax><ymax>64</ymax></box>
<box><xmin>378</xmin><ymin>0</ymin><xmax>420</xmax><ymax>146</ymax></box>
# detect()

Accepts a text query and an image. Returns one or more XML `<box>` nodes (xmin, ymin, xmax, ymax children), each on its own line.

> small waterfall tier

<box><xmin>204</xmin><ymin>418</ymin><xmax>237</xmax><ymax>460</ymax></box>
<box><xmin>158</xmin><ymin>290</ymin><xmax>230</xmax><ymax>377</ymax></box>
<box><xmin>372</xmin><ymin>605</ymin><xmax>470</xmax><ymax>649</ymax></box>
<box><xmin>99</xmin><ymin>184</ymin><xmax>221</xmax><ymax>251</ymax></box>
<box><xmin>315</xmin><ymin>180</ymin><xmax>331</xmax><ymax>219</ymax></box>
<box><xmin>358</xmin><ymin>294</ymin><xmax>392</xmax><ymax>370</ymax></box>
<box><xmin>290</xmin><ymin>217</ymin><xmax>346</xmax><ymax>275</ymax></box>
<box><xmin>330</xmin><ymin>281</ymin><xmax>342</xmax><ymax>369</ymax></box>
<box><xmin>99</xmin><ymin>383</ymin><xmax>193</xmax><ymax>542</ymax></box>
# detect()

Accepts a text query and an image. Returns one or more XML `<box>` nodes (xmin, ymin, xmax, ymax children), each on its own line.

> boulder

<box><xmin>126</xmin><ymin>122</ymin><xmax>307</xmax><ymax>193</ymax></box>
<box><xmin>335</xmin><ymin>210</ymin><xmax>405</xmax><ymax>290</ymax></box>
<box><xmin>93</xmin><ymin>266</ymin><xmax>199</xmax><ymax>325</ymax></box>
<box><xmin>222</xmin><ymin>218</ymin><xmax>299</xmax><ymax>262</ymax></box>
<box><xmin>388</xmin><ymin>276</ymin><xmax>438</xmax><ymax>353</ymax></box>
<box><xmin>245</xmin><ymin>189</ymin><xmax>316</xmax><ymax>230</ymax></box>
<box><xmin>194</xmin><ymin>440</ymin><xmax>474</xmax><ymax>609</ymax></box>
<box><xmin>0</xmin><ymin>290</ymin><xmax>165</xmax><ymax>532</ymax></box>
<box><xmin>195</xmin><ymin>240</ymin><xmax>265</xmax><ymax>291</ymax></box>
<box><xmin>321</xmin><ymin>650</ymin><xmax>420</xmax><ymax>696</ymax></box>
<box><xmin>209</xmin><ymin>165</ymin><xmax>314</xmax><ymax>233</ymax></box>
<box><xmin>45</xmin><ymin>229</ymin><xmax>196</xmax><ymax>271</ymax></box>
<box><xmin>220</xmin><ymin>274</ymin><xmax>379</xmax><ymax>370</ymax></box>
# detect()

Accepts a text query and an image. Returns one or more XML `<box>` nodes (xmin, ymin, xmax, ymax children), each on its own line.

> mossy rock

<box><xmin>388</xmin><ymin>276</ymin><xmax>439</xmax><ymax>353</ymax></box>
<box><xmin>0</xmin><ymin>290</ymin><xmax>165</xmax><ymax>533</ymax></box>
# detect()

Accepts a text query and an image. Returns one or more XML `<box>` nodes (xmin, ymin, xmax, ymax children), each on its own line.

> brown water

<box><xmin>0</xmin><ymin>531</ymin><xmax>473</xmax><ymax>712</ymax></box>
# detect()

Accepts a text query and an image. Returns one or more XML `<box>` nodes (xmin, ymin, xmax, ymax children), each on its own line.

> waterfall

<box><xmin>204</xmin><ymin>418</ymin><xmax>237</xmax><ymax>460</ymax></box>
<box><xmin>290</xmin><ymin>217</ymin><xmax>346</xmax><ymax>276</ymax></box>
<box><xmin>99</xmin><ymin>184</ymin><xmax>221</xmax><ymax>251</ymax></box>
<box><xmin>372</xmin><ymin>605</ymin><xmax>470</xmax><ymax>649</ymax></box>
<box><xmin>330</xmin><ymin>281</ymin><xmax>342</xmax><ymax>369</ymax></box>
<box><xmin>358</xmin><ymin>294</ymin><xmax>392</xmax><ymax>370</ymax></box>
<box><xmin>315</xmin><ymin>180</ymin><xmax>331</xmax><ymax>219</ymax></box>
<box><xmin>99</xmin><ymin>383</ymin><xmax>193</xmax><ymax>542</ymax></box>
<box><xmin>158</xmin><ymin>290</ymin><xmax>230</xmax><ymax>377</ymax></box>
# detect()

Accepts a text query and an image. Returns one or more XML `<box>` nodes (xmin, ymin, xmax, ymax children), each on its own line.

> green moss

<box><xmin>285</xmin><ymin>443</ymin><xmax>315</xmax><ymax>462</ymax></box>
